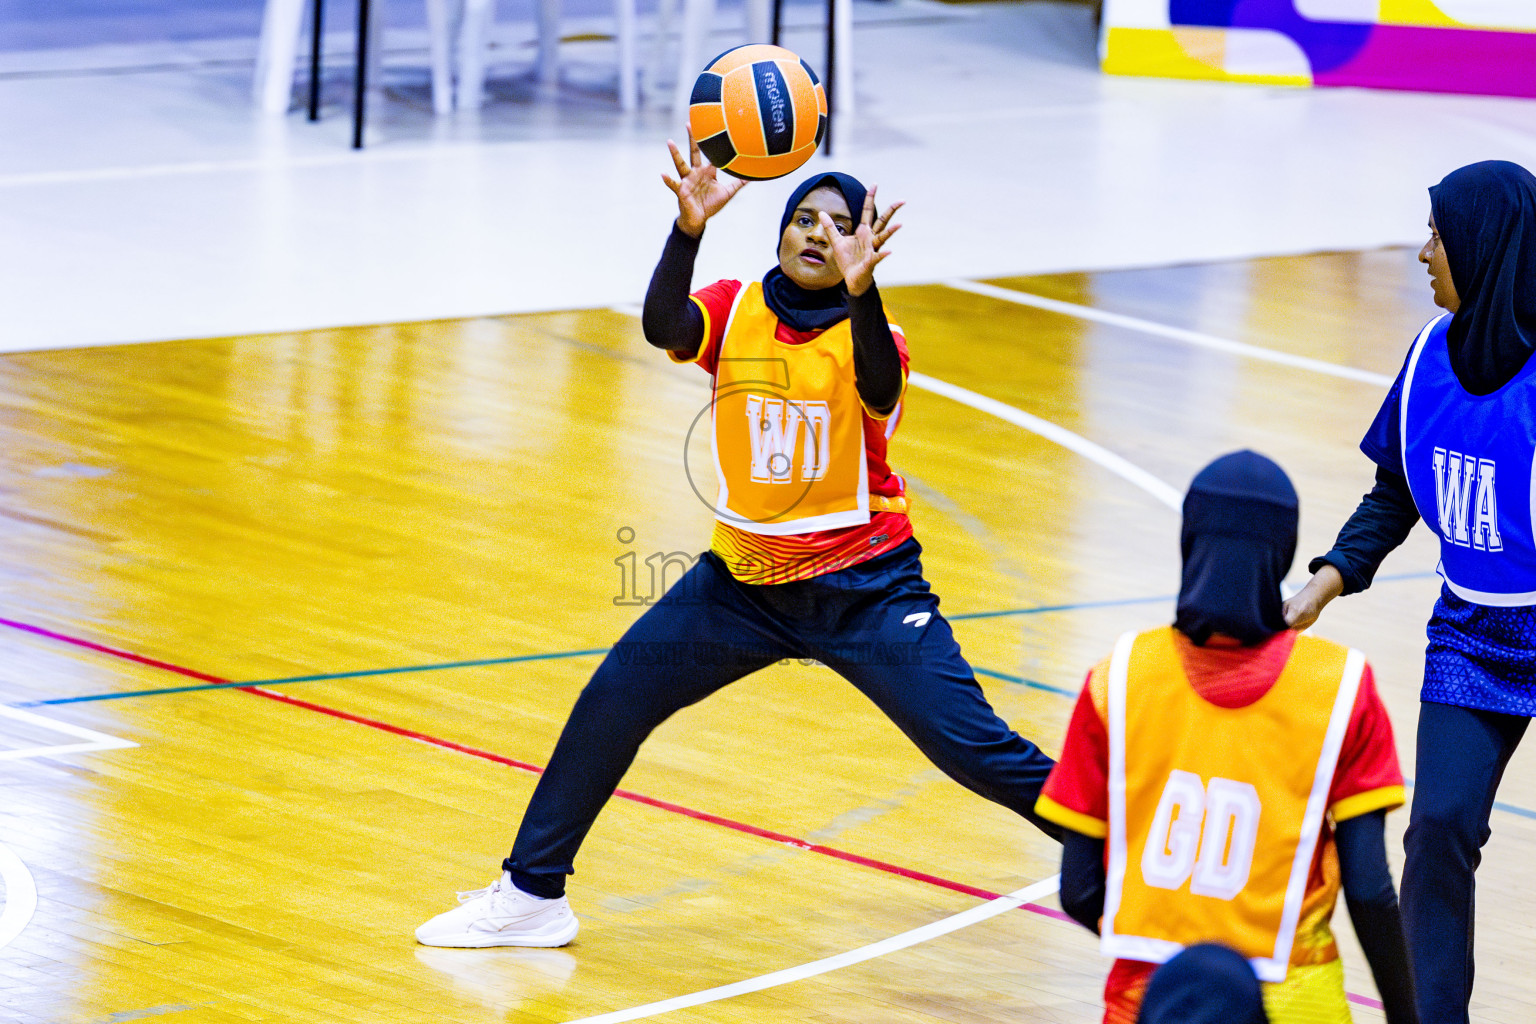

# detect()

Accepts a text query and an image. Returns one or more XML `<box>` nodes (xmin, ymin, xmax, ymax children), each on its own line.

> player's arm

<box><xmin>1329</xmin><ymin>664</ymin><xmax>1417</xmax><ymax>1023</ymax></box>
<box><xmin>646</xmin><ymin>133</ymin><xmax>747</xmax><ymax>355</ymax></box>
<box><xmin>1286</xmin><ymin>467</ymin><xmax>1420</xmax><ymax>629</ymax></box>
<box><xmin>1336</xmin><ymin>811</ymin><xmax>1417</xmax><ymax>1024</ymax></box>
<box><xmin>1035</xmin><ymin>666</ymin><xmax>1112</xmax><ymax>934</ymax></box>
<box><xmin>641</xmin><ymin>224</ymin><xmax>707</xmax><ymax>355</ymax></box>
<box><xmin>822</xmin><ymin>188</ymin><xmax>905</xmax><ymax>417</ymax></box>
<box><xmin>1059</xmin><ymin>831</ymin><xmax>1107</xmax><ymax>935</ymax></box>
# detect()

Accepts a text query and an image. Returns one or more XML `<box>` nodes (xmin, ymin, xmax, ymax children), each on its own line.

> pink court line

<box><xmin>0</xmin><ymin>614</ymin><xmax>1061</xmax><ymax>916</ymax></box>
<box><xmin>0</xmin><ymin>615</ymin><xmax>1386</xmax><ymax>1010</ymax></box>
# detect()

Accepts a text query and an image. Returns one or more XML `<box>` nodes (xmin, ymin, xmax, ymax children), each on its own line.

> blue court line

<box><xmin>17</xmin><ymin>648</ymin><xmax>613</xmax><ymax>707</ymax></box>
<box><xmin>7</xmin><ymin>569</ymin><xmax>1445</xmax><ymax>707</ymax></box>
<box><xmin>1401</xmin><ymin>777</ymin><xmax>1536</xmax><ymax>822</ymax></box>
<box><xmin>949</xmin><ymin>594</ymin><xmax>1174</xmax><ymax>621</ymax></box>
<box><xmin>973</xmin><ymin>666</ymin><xmax>1078</xmax><ymax>698</ymax></box>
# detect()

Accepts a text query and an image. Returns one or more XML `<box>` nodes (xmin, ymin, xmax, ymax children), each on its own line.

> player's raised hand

<box><xmin>821</xmin><ymin>185</ymin><xmax>903</xmax><ymax>297</ymax></box>
<box><xmin>662</xmin><ymin>130</ymin><xmax>747</xmax><ymax>238</ymax></box>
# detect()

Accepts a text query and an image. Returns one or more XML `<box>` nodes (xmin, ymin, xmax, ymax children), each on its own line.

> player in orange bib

<box><xmin>415</xmin><ymin>135</ymin><xmax>1061</xmax><ymax>948</ymax></box>
<box><xmin>1035</xmin><ymin>452</ymin><xmax>1417</xmax><ymax>1024</ymax></box>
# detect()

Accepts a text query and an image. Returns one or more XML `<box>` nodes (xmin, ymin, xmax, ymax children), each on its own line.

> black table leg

<box><xmin>352</xmin><ymin>0</ymin><xmax>370</xmax><ymax>149</ymax></box>
<box><xmin>308</xmin><ymin>0</ymin><xmax>325</xmax><ymax>121</ymax></box>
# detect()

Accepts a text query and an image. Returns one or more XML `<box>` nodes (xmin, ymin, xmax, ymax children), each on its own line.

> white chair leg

<box><xmin>424</xmin><ymin>0</ymin><xmax>456</xmax><ymax>113</ymax></box>
<box><xmin>614</xmin><ymin>0</ymin><xmax>638</xmax><ymax>111</ymax></box>
<box><xmin>366</xmin><ymin>0</ymin><xmax>386</xmax><ymax>98</ymax></box>
<box><xmin>456</xmin><ymin>0</ymin><xmax>495</xmax><ymax>109</ymax></box>
<box><xmin>832</xmin><ymin>0</ymin><xmax>853</xmax><ymax>125</ymax></box>
<box><xmin>649</xmin><ymin>0</ymin><xmax>677</xmax><ymax>102</ymax></box>
<box><xmin>745</xmin><ymin>0</ymin><xmax>769</xmax><ymax>44</ymax></box>
<box><xmin>255</xmin><ymin>0</ymin><xmax>309</xmax><ymax>113</ymax></box>
<box><xmin>672</xmin><ymin>0</ymin><xmax>715</xmax><ymax>120</ymax></box>
<box><xmin>537</xmin><ymin>0</ymin><xmax>561</xmax><ymax>87</ymax></box>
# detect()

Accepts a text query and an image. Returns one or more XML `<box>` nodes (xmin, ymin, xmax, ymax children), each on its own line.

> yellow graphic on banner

<box><xmin>1102</xmin><ymin>28</ymin><xmax>1312</xmax><ymax>86</ymax></box>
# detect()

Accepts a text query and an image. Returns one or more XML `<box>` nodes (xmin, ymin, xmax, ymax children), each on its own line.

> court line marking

<box><xmin>0</xmin><ymin>703</ymin><xmax>138</xmax><ymax>760</ymax></box>
<box><xmin>243</xmin><ymin>684</ymin><xmax>1070</xmax><ymax>919</ymax></box>
<box><xmin>0</xmin><ymin>617</ymin><xmax>1441</xmax><ymax>1010</ymax></box>
<box><xmin>906</xmin><ymin>371</ymin><xmax>1182</xmax><ymax>509</ymax></box>
<box><xmin>941</xmin><ymin>279</ymin><xmax>1396</xmax><ymax>388</ymax></box>
<box><xmin>0</xmin><ymin>841</ymin><xmax>38</xmax><ymax>949</ymax></box>
<box><xmin>605</xmin><ymin>303</ymin><xmax>1184</xmax><ymax>509</ymax></box>
<box><xmin>559</xmin><ymin>876</ymin><xmax>1063</xmax><ymax>1024</ymax></box>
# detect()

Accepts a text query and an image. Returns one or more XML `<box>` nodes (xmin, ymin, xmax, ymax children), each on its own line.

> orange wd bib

<box><xmin>710</xmin><ymin>282</ymin><xmax>870</xmax><ymax>535</ymax></box>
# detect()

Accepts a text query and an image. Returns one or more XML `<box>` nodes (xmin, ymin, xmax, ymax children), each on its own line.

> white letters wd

<box><xmin>1434</xmin><ymin>448</ymin><xmax>1476</xmax><ymax>547</ymax></box>
<box><xmin>1142</xmin><ymin>770</ymin><xmax>1206</xmax><ymax>891</ymax></box>
<box><xmin>799</xmin><ymin>401</ymin><xmax>832</xmax><ymax>482</ymax></box>
<box><xmin>744</xmin><ymin>396</ymin><xmax>832</xmax><ymax>484</ymax></box>
<box><xmin>1472</xmin><ymin>459</ymin><xmax>1502</xmax><ymax>552</ymax></box>
<box><xmin>746</xmin><ymin>396</ymin><xmax>802</xmax><ymax>484</ymax></box>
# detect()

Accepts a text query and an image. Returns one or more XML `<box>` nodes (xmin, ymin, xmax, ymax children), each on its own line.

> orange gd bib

<box><xmin>1101</xmin><ymin>627</ymin><xmax>1364</xmax><ymax>983</ymax></box>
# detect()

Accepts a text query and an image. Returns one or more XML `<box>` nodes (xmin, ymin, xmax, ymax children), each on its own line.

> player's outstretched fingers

<box><xmin>667</xmin><ymin>138</ymin><xmax>692</xmax><ymax>179</ymax></box>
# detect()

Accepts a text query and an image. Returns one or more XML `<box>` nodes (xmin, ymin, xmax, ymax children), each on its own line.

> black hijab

<box><xmin>1139</xmin><ymin>944</ymin><xmax>1269</xmax><ymax>1024</ymax></box>
<box><xmin>1429</xmin><ymin>160</ymin><xmax>1536</xmax><ymax>395</ymax></box>
<box><xmin>1174</xmin><ymin>451</ymin><xmax>1298</xmax><ymax>647</ymax></box>
<box><xmin>761</xmin><ymin>172</ymin><xmax>869</xmax><ymax>332</ymax></box>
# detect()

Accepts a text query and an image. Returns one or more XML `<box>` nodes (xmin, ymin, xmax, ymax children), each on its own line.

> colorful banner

<box><xmin>1100</xmin><ymin>0</ymin><xmax>1536</xmax><ymax>97</ymax></box>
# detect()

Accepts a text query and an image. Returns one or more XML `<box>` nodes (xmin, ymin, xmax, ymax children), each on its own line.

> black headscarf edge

<box><xmin>1428</xmin><ymin>160</ymin><xmax>1536</xmax><ymax>395</ymax></box>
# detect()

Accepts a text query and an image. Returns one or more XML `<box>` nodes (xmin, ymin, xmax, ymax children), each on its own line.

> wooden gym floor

<box><xmin>2</xmin><ymin>248</ymin><xmax>1534</xmax><ymax>1024</ymax></box>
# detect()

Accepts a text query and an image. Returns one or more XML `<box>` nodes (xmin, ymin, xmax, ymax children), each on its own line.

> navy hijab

<box><xmin>1174</xmin><ymin>451</ymin><xmax>1298</xmax><ymax>647</ymax></box>
<box><xmin>761</xmin><ymin>172</ymin><xmax>869</xmax><ymax>332</ymax></box>
<box><xmin>1429</xmin><ymin>160</ymin><xmax>1536</xmax><ymax>395</ymax></box>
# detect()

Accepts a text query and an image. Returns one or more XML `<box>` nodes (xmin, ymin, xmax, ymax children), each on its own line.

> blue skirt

<box><xmin>1422</xmin><ymin>585</ymin><xmax>1536</xmax><ymax>717</ymax></box>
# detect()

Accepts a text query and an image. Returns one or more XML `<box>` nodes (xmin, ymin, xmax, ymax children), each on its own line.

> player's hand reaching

<box><xmin>1282</xmin><ymin>564</ymin><xmax>1344</xmax><ymax>631</ymax></box>
<box><xmin>821</xmin><ymin>185</ymin><xmax>903</xmax><ymax>297</ymax></box>
<box><xmin>662</xmin><ymin>131</ymin><xmax>747</xmax><ymax>239</ymax></box>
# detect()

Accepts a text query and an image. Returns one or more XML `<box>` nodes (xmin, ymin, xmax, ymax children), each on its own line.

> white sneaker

<box><xmin>415</xmin><ymin>872</ymin><xmax>580</xmax><ymax>948</ymax></box>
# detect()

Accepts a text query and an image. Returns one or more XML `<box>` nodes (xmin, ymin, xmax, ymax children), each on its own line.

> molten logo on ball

<box><xmin>689</xmin><ymin>44</ymin><xmax>827</xmax><ymax>181</ymax></box>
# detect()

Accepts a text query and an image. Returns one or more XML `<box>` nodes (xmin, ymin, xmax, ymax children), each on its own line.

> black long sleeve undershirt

<box><xmin>1309</xmin><ymin>466</ymin><xmax>1422</xmax><ymax>595</ymax></box>
<box><xmin>1058</xmin><ymin>813</ymin><xmax>1416</xmax><ymax>1024</ymax></box>
<box><xmin>1059</xmin><ymin>831</ymin><xmax>1106</xmax><ymax>934</ymax></box>
<box><xmin>640</xmin><ymin>223</ymin><xmax>904</xmax><ymax>415</ymax></box>
<box><xmin>1336</xmin><ymin>811</ymin><xmax>1418</xmax><ymax>1024</ymax></box>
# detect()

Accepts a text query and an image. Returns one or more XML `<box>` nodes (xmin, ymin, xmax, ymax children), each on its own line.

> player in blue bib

<box><xmin>1285</xmin><ymin>160</ymin><xmax>1536</xmax><ymax>1024</ymax></box>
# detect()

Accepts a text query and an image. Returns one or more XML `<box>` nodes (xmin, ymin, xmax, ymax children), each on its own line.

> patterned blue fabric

<box><xmin>1423</xmin><ymin>585</ymin><xmax>1536</xmax><ymax>716</ymax></box>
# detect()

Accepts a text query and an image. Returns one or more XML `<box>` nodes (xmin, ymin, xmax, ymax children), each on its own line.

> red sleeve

<box><xmin>671</xmin><ymin>279</ymin><xmax>741</xmax><ymax>374</ymax></box>
<box><xmin>1037</xmin><ymin>666</ymin><xmax>1110</xmax><ymax>838</ymax></box>
<box><xmin>1328</xmin><ymin>663</ymin><xmax>1407</xmax><ymax>820</ymax></box>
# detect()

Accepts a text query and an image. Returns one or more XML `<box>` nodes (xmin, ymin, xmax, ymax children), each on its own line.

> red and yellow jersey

<box><xmin>674</xmin><ymin>279</ymin><xmax>913</xmax><ymax>584</ymax></box>
<box><xmin>1036</xmin><ymin>628</ymin><xmax>1405</xmax><ymax>1024</ymax></box>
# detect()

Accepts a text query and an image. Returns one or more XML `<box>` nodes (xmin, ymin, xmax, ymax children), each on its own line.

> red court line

<box><xmin>0</xmin><ymin>616</ymin><xmax>227</xmax><ymax>684</ymax></box>
<box><xmin>0</xmin><ymin>614</ymin><xmax>1061</xmax><ymax>918</ymax></box>
<box><xmin>248</xmin><ymin>685</ymin><xmax>1067</xmax><ymax>920</ymax></box>
<box><xmin>2</xmin><ymin>615</ymin><xmax>1389</xmax><ymax>1009</ymax></box>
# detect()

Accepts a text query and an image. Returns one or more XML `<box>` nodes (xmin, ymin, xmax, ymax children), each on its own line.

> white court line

<box><xmin>908</xmin><ymin>371</ymin><xmax>1182</xmax><ymax>509</ymax></box>
<box><xmin>0</xmin><ymin>704</ymin><xmax>138</xmax><ymax>761</ymax></box>
<box><xmin>942</xmin><ymin>278</ymin><xmax>1394</xmax><ymax>388</ymax></box>
<box><xmin>609</xmin><ymin>304</ymin><xmax>1181</xmax><ymax>510</ymax></box>
<box><xmin>0</xmin><ymin>842</ymin><xmax>38</xmax><ymax>949</ymax></box>
<box><xmin>561</xmin><ymin>875</ymin><xmax>1062</xmax><ymax>1024</ymax></box>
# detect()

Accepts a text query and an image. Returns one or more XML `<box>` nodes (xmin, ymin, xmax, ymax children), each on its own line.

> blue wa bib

<box><xmin>1402</xmin><ymin>314</ymin><xmax>1536</xmax><ymax>606</ymax></box>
